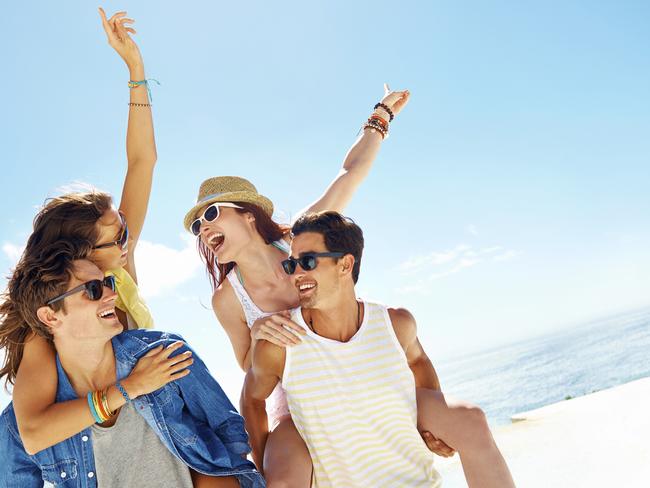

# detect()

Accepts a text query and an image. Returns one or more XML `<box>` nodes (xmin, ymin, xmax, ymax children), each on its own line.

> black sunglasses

<box><xmin>46</xmin><ymin>276</ymin><xmax>117</xmax><ymax>306</ymax></box>
<box><xmin>93</xmin><ymin>214</ymin><xmax>129</xmax><ymax>251</ymax></box>
<box><xmin>281</xmin><ymin>252</ymin><xmax>345</xmax><ymax>275</ymax></box>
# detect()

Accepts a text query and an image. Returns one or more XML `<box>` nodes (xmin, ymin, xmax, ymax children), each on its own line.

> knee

<box><xmin>454</xmin><ymin>404</ymin><xmax>493</xmax><ymax>450</ymax></box>
<box><xmin>465</xmin><ymin>404</ymin><xmax>489</xmax><ymax>431</ymax></box>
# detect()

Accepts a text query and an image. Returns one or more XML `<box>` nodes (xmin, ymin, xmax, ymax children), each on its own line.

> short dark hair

<box><xmin>291</xmin><ymin>211</ymin><xmax>364</xmax><ymax>283</ymax></box>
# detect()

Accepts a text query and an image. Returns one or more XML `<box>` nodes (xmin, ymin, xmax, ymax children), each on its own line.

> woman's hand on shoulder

<box><xmin>121</xmin><ymin>342</ymin><xmax>193</xmax><ymax>397</ymax></box>
<box><xmin>250</xmin><ymin>311</ymin><xmax>306</xmax><ymax>348</ymax></box>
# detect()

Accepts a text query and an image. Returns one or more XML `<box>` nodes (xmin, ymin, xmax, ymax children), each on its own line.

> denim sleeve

<box><xmin>163</xmin><ymin>335</ymin><xmax>254</xmax><ymax>461</ymax></box>
<box><xmin>0</xmin><ymin>408</ymin><xmax>42</xmax><ymax>488</ymax></box>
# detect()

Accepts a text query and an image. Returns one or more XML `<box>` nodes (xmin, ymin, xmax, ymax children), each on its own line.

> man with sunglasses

<box><xmin>242</xmin><ymin>211</ymin><xmax>516</xmax><ymax>488</ymax></box>
<box><xmin>0</xmin><ymin>250</ymin><xmax>265</xmax><ymax>487</ymax></box>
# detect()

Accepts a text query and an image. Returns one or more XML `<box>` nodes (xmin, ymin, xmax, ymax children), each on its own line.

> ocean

<box><xmin>437</xmin><ymin>307</ymin><xmax>650</xmax><ymax>426</ymax></box>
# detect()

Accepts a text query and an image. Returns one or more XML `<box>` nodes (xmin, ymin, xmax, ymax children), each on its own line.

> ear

<box><xmin>340</xmin><ymin>254</ymin><xmax>356</xmax><ymax>277</ymax></box>
<box><xmin>36</xmin><ymin>305</ymin><xmax>62</xmax><ymax>335</ymax></box>
<box><xmin>245</xmin><ymin>212</ymin><xmax>256</xmax><ymax>223</ymax></box>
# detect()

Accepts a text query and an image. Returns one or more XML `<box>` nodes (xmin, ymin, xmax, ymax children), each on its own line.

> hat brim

<box><xmin>183</xmin><ymin>191</ymin><xmax>274</xmax><ymax>231</ymax></box>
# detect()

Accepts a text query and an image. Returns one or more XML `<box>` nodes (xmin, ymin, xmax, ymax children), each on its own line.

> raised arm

<box><xmin>240</xmin><ymin>340</ymin><xmax>286</xmax><ymax>472</ymax></box>
<box><xmin>389</xmin><ymin>307</ymin><xmax>441</xmax><ymax>390</ymax></box>
<box><xmin>99</xmin><ymin>8</ymin><xmax>157</xmax><ymax>281</ymax></box>
<box><xmin>13</xmin><ymin>333</ymin><xmax>191</xmax><ymax>454</ymax></box>
<box><xmin>297</xmin><ymin>85</ymin><xmax>410</xmax><ymax>218</ymax></box>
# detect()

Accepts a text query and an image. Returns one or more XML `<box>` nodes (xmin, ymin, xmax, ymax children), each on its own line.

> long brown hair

<box><xmin>0</xmin><ymin>190</ymin><xmax>113</xmax><ymax>387</ymax></box>
<box><xmin>0</xmin><ymin>242</ymin><xmax>80</xmax><ymax>387</ymax></box>
<box><xmin>197</xmin><ymin>202</ymin><xmax>289</xmax><ymax>290</ymax></box>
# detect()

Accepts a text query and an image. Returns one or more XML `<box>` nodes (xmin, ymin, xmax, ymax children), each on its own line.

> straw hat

<box><xmin>183</xmin><ymin>176</ymin><xmax>274</xmax><ymax>231</ymax></box>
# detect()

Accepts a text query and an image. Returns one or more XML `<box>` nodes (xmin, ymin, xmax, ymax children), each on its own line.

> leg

<box><xmin>416</xmin><ymin>388</ymin><xmax>516</xmax><ymax>488</ymax></box>
<box><xmin>190</xmin><ymin>470</ymin><xmax>241</xmax><ymax>487</ymax></box>
<box><xmin>263</xmin><ymin>415</ymin><xmax>312</xmax><ymax>488</ymax></box>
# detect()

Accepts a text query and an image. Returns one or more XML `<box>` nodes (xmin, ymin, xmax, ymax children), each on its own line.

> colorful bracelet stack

<box><xmin>87</xmin><ymin>388</ymin><xmax>115</xmax><ymax>424</ymax></box>
<box><xmin>361</xmin><ymin>100</ymin><xmax>396</xmax><ymax>139</ymax></box>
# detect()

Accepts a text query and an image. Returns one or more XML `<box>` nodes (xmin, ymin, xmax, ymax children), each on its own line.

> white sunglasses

<box><xmin>190</xmin><ymin>202</ymin><xmax>242</xmax><ymax>236</ymax></box>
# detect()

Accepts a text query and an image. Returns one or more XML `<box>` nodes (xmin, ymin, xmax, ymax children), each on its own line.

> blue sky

<box><xmin>1</xmin><ymin>1</ymin><xmax>649</xmax><ymax>406</ymax></box>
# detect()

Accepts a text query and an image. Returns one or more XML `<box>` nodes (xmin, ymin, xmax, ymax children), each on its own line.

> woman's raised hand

<box><xmin>98</xmin><ymin>7</ymin><xmax>143</xmax><ymax>69</ymax></box>
<box><xmin>379</xmin><ymin>83</ymin><xmax>410</xmax><ymax>117</ymax></box>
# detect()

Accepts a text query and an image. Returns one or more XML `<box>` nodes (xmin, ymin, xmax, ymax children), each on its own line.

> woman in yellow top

<box><xmin>0</xmin><ymin>9</ymin><xmax>193</xmax><ymax>459</ymax></box>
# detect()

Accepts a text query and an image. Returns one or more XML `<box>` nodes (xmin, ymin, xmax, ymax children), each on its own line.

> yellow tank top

<box><xmin>283</xmin><ymin>301</ymin><xmax>441</xmax><ymax>487</ymax></box>
<box><xmin>105</xmin><ymin>267</ymin><xmax>154</xmax><ymax>330</ymax></box>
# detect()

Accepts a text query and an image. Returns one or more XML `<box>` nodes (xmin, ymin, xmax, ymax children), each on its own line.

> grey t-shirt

<box><xmin>91</xmin><ymin>403</ymin><xmax>193</xmax><ymax>488</ymax></box>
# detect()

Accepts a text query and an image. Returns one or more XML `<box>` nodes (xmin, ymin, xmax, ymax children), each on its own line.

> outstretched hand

<box><xmin>99</xmin><ymin>7</ymin><xmax>143</xmax><ymax>69</ymax></box>
<box><xmin>379</xmin><ymin>83</ymin><xmax>410</xmax><ymax>117</ymax></box>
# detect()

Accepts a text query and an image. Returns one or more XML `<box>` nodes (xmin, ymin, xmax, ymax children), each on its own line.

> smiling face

<box><xmin>289</xmin><ymin>232</ymin><xmax>351</xmax><ymax>309</ymax></box>
<box><xmin>197</xmin><ymin>204</ymin><xmax>256</xmax><ymax>263</ymax></box>
<box><xmin>88</xmin><ymin>208</ymin><xmax>129</xmax><ymax>271</ymax></box>
<box><xmin>45</xmin><ymin>259</ymin><xmax>122</xmax><ymax>343</ymax></box>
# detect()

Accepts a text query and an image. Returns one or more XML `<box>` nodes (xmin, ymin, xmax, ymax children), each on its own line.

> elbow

<box><xmin>19</xmin><ymin>426</ymin><xmax>46</xmax><ymax>456</ymax></box>
<box><xmin>16</xmin><ymin>415</ymin><xmax>52</xmax><ymax>455</ymax></box>
<box><xmin>128</xmin><ymin>154</ymin><xmax>157</xmax><ymax>170</ymax></box>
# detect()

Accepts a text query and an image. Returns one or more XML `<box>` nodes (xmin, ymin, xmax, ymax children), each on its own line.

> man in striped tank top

<box><xmin>243</xmin><ymin>212</ymin><xmax>515</xmax><ymax>488</ymax></box>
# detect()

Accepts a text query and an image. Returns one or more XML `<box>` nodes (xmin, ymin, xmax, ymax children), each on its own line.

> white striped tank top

<box><xmin>283</xmin><ymin>301</ymin><xmax>442</xmax><ymax>488</ymax></box>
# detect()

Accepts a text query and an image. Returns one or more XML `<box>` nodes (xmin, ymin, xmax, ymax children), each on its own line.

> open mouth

<box><xmin>297</xmin><ymin>282</ymin><xmax>317</xmax><ymax>297</ymax></box>
<box><xmin>98</xmin><ymin>308</ymin><xmax>117</xmax><ymax>320</ymax></box>
<box><xmin>208</xmin><ymin>232</ymin><xmax>225</xmax><ymax>252</ymax></box>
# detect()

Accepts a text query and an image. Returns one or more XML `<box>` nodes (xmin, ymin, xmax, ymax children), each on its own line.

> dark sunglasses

<box><xmin>281</xmin><ymin>252</ymin><xmax>345</xmax><ymax>275</ymax></box>
<box><xmin>46</xmin><ymin>276</ymin><xmax>117</xmax><ymax>306</ymax></box>
<box><xmin>190</xmin><ymin>203</ymin><xmax>242</xmax><ymax>236</ymax></box>
<box><xmin>93</xmin><ymin>214</ymin><xmax>129</xmax><ymax>251</ymax></box>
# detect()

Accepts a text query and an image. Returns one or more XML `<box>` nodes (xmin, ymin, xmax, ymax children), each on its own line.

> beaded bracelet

<box><xmin>116</xmin><ymin>381</ymin><xmax>132</xmax><ymax>403</ymax></box>
<box><xmin>368</xmin><ymin>114</ymin><xmax>389</xmax><ymax>131</ymax></box>
<box><xmin>363</xmin><ymin>121</ymin><xmax>387</xmax><ymax>139</ymax></box>
<box><xmin>128</xmin><ymin>102</ymin><xmax>152</xmax><ymax>108</ymax></box>
<box><xmin>374</xmin><ymin>102</ymin><xmax>394</xmax><ymax>122</ymax></box>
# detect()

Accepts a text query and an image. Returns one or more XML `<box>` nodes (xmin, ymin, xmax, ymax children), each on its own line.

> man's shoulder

<box><xmin>113</xmin><ymin>330</ymin><xmax>188</xmax><ymax>358</ymax></box>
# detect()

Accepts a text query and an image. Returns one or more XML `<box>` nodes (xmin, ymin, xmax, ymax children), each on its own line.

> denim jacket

<box><xmin>0</xmin><ymin>330</ymin><xmax>265</xmax><ymax>488</ymax></box>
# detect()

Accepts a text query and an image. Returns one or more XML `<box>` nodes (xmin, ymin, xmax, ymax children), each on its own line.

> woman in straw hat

<box><xmin>0</xmin><ymin>10</ymin><xmax>206</xmax><ymax>480</ymax></box>
<box><xmin>184</xmin><ymin>87</ymin><xmax>425</xmax><ymax>484</ymax></box>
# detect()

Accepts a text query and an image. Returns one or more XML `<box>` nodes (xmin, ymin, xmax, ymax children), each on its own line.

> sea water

<box><xmin>437</xmin><ymin>307</ymin><xmax>650</xmax><ymax>426</ymax></box>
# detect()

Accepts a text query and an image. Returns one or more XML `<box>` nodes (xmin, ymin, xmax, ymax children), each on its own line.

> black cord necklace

<box><xmin>308</xmin><ymin>300</ymin><xmax>361</xmax><ymax>334</ymax></box>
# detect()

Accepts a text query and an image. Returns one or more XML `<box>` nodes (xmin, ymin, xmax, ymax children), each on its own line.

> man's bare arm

<box><xmin>389</xmin><ymin>307</ymin><xmax>441</xmax><ymax>390</ymax></box>
<box><xmin>240</xmin><ymin>340</ymin><xmax>286</xmax><ymax>472</ymax></box>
